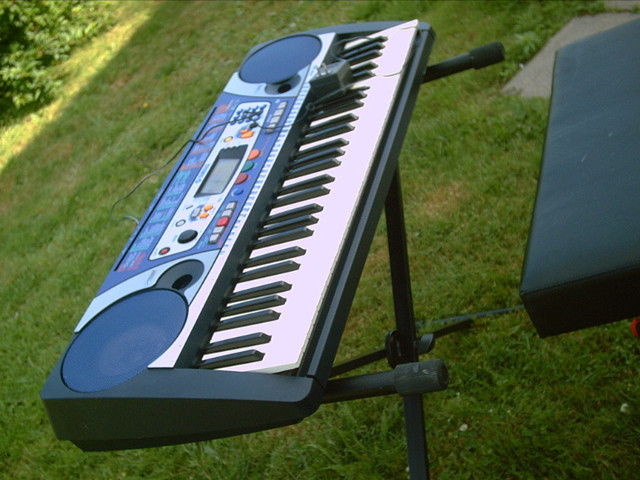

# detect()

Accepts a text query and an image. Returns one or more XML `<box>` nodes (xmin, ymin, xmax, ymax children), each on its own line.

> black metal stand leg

<box><xmin>385</xmin><ymin>168</ymin><xmax>430</xmax><ymax>480</ymax></box>
<box><xmin>403</xmin><ymin>396</ymin><xmax>429</xmax><ymax>479</ymax></box>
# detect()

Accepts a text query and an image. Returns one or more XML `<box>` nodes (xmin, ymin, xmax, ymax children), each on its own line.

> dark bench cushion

<box><xmin>520</xmin><ymin>18</ymin><xmax>640</xmax><ymax>337</ymax></box>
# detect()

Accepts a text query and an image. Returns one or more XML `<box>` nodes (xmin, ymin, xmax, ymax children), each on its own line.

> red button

<box><xmin>235</xmin><ymin>172</ymin><xmax>248</xmax><ymax>185</ymax></box>
<box><xmin>631</xmin><ymin>318</ymin><xmax>640</xmax><ymax>337</ymax></box>
<box><xmin>217</xmin><ymin>216</ymin><xmax>230</xmax><ymax>227</ymax></box>
<box><xmin>159</xmin><ymin>247</ymin><xmax>170</xmax><ymax>255</ymax></box>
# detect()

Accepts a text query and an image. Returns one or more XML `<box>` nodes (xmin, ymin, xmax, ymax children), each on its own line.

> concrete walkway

<box><xmin>503</xmin><ymin>2</ymin><xmax>640</xmax><ymax>98</ymax></box>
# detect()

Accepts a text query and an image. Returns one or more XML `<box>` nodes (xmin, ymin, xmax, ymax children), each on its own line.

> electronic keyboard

<box><xmin>41</xmin><ymin>20</ymin><xmax>435</xmax><ymax>451</ymax></box>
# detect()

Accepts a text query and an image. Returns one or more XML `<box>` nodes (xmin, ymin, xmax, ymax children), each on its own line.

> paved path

<box><xmin>503</xmin><ymin>2</ymin><xmax>639</xmax><ymax>98</ymax></box>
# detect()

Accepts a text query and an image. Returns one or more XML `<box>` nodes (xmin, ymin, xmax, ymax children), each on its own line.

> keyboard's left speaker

<box><xmin>61</xmin><ymin>289</ymin><xmax>187</xmax><ymax>393</ymax></box>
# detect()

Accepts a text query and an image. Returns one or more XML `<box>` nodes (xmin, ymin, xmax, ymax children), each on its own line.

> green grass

<box><xmin>2</xmin><ymin>1</ymin><xmax>638</xmax><ymax>479</ymax></box>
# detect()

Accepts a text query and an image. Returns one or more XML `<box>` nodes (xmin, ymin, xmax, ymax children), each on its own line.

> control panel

<box><xmin>149</xmin><ymin>101</ymin><xmax>270</xmax><ymax>260</ymax></box>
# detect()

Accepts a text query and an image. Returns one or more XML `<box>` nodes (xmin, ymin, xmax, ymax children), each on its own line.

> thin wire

<box><xmin>109</xmin><ymin>138</ymin><xmax>195</xmax><ymax>225</ymax></box>
<box><xmin>416</xmin><ymin>305</ymin><xmax>525</xmax><ymax>330</ymax></box>
<box><xmin>109</xmin><ymin>111</ymin><xmax>256</xmax><ymax>225</ymax></box>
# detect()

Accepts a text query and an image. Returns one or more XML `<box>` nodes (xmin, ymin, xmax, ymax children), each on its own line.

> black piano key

<box><xmin>222</xmin><ymin>294</ymin><xmax>286</xmax><ymax>316</ymax></box>
<box><xmin>238</xmin><ymin>259</ymin><xmax>301</xmax><ymax>281</ymax></box>
<box><xmin>311</xmin><ymin>89</ymin><xmax>367</xmax><ymax>121</ymax></box>
<box><xmin>352</xmin><ymin>72</ymin><xmax>373</xmax><ymax>83</ymax></box>
<box><xmin>252</xmin><ymin>227</ymin><xmax>313</xmax><ymax>250</ymax></box>
<box><xmin>244</xmin><ymin>246</ymin><xmax>306</xmax><ymax>268</ymax></box>
<box><xmin>216</xmin><ymin>309</ymin><xmax>280</xmax><ymax>331</ymax></box>
<box><xmin>305</xmin><ymin>113</ymin><xmax>358</xmax><ymax>136</ymax></box>
<box><xmin>351</xmin><ymin>61</ymin><xmax>377</xmax><ymax>82</ymax></box>
<box><xmin>264</xmin><ymin>204</ymin><xmax>323</xmax><ymax>225</ymax></box>
<box><xmin>315</xmin><ymin>84</ymin><xmax>368</xmax><ymax>104</ymax></box>
<box><xmin>289</xmin><ymin>151</ymin><xmax>342</xmax><ymax>170</ymax></box>
<box><xmin>204</xmin><ymin>332</ymin><xmax>272</xmax><ymax>354</ymax></box>
<box><xmin>286</xmin><ymin>157</ymin><xmax>341</xmax><ymax>180</ymax></box>
<box><xmin>343</xmin><ymin>47</ymin><xmax>383</xmax><ymax>65</ymax></box>
<box><xmin>340</xmin><ymin>41</ymin><xmax>385</xmax><ymax>59</ymax></box>
<box><xmin>340</xmin><ymin>35</ymin><xmax>387</xmax><ymax>57</ymax></box>
<box><xmin>278</xmin><ymin>174</ymin><xmax>334</xmax><ymax>197</ymax></box>
<box><xmin>351</xmin><ymin>60</ymin><xmax>378</xmax><ymax>72</ymax></box>
<box><xmin>291</xmin><ymin>148</ymin><xmax>344</xmax><ymax>170</ymax></box>
<box><xmin>199</xmin><ymin>349</ymin><xmax>265</xmax><ymax>369</ymax></box>
<box><xmin>259</xmin><ymin>214</ymin><xmax>318</xmax><ymax>237</ymax></box>
<box><xmin>301</xmin><ymin>124</ymin><xmax>354</xmax><ymax>146</ymax></box>
<box><xmin>293</xmin><ymin>138</ymin><xmax>348</xmax><ymax>162</ymax></box>
<box><xmin>229</xmin><ymin>281</ymin><xmax>292</xmax><ymax>302</ymax></box>
<box><xmin>342</xmin><ymin>43</ymin><xmax>384</xmax><ymax>65</ymax></box>
<box><xmin>272</xmin><ymin>186</ymin><xmax>330</xmax><ymax>209</ymax></box>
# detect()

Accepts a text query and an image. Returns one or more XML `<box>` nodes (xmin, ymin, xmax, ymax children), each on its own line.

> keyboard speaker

<box><xmin>61</xmin><ymin>289</ymin><xmax>187</xmax><ymax>393</ymax></box>
<box><xmin>239</xmin><ymin>34</ymin><xmax>321</xmax><ymax>84</ymax></box>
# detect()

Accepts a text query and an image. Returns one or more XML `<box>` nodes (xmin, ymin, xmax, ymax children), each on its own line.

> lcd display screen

<box><xmin>196</xmin><ymin>145</ymin><xmax>247</xmax><ymax>197</ymax></box>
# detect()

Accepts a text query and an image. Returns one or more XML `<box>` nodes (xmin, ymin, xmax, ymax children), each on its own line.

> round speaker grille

<box><xmin>239</xmin><ymin>35</ymin><xmax>321</xmax><ymax>84</ymax></box>
<box><xmin>62</xmin><ymin>289</ymin><xmax>187</xmax><ymax>393</ymax></box>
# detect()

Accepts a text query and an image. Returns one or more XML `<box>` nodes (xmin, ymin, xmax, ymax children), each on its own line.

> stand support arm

<box><xmin>323</xmin><ymin>359</ymin><xmax>448</xmax><ymax>404</ymax></box>
<box><xmin>423</xmin><ymin>41</ymin><xmax>505</xmax><ymax>83</ymax></box>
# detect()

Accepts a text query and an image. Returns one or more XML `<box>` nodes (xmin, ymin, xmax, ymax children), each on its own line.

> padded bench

<box><xmin>520</xmin><ymin>18</ymin><xmax>640</xmax><ymax>337</ymax></box>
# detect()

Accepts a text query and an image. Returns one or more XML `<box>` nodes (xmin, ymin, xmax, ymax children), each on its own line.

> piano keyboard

<box><xmin>41</xmin><ymin>19</ymin><xmax>435</xmax><ymax>451</ymax></box>
<box><xmin>198</xmin><ymin>22</ymin><xmax>422</xmax><ymax>373</ymax></box>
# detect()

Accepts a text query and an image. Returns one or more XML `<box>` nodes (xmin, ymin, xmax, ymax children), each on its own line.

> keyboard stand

<box><xmin>386</xmin><ymin>168</ymin><xmax>431</xmax><ymax>479</ymax></box>
<box><xmin>322</xmin><ymin>169</ymin><xmax>472</xmax><ymax>480</ymax></box>
<box><xmin>320</xmin><ymin>41</ymin><xmax>506</xmax><ymax>480</ymax></box>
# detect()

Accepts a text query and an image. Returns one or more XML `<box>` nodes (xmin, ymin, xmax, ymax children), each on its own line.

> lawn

<box><xmin>1</xmin><ymin>1</ymin><xmax>638</xmax><ymax>479</ymax></box>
